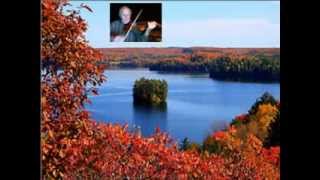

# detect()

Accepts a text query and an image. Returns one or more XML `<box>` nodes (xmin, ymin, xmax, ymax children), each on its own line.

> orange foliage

<box><xmin>41</xmin><ymin>0</ymin><xmax>106</xmax><ymax>178</ymax></box>
<box><xmin>61</xmin><ymin>123</ymin><xmax>229</xmax><ymax>179</ymax></box>
<box><xmin>98</xmin><ymin>47</ymin><xmax>279</xmax><ymax>66</ymax></box>
<box><xmin>211</xmin><ymin>129</ymin><xmax>280</xmax><ymax>179</ymax></box>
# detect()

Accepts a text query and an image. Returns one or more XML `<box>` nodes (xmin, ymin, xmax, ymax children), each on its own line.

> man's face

<box><xmin>120</xmin><ymin>8</ymin><xmax>131</xmax><ymax>24</ymax></box>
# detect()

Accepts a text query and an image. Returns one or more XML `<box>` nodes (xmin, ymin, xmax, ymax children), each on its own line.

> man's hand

<box><xmin>147</xmin><ymin>21</ymin><xmax>157</xmax><ymax>31</ymax></box>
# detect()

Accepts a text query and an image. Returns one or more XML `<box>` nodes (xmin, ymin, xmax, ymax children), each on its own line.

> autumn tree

<box><xmin>264</xmin><ymin>104</ymin><xmax>280</xmax><ymax>147</ymax></box>
<box><xmin>133</xmin><ymin>78</ymin><xmax>168</xmax><ymax>106</ymax></box>
<box><xmin>41</xmin><ymin>0</ymin><xmax>105</xmax><ymax>178</ymax></box>
<box><xmin>249</xmin><ymin>92</ymin><xmax>278</xmax><ymax>115</ymax></box>
<box><xmin>229</xmin><ymin>93</ymin><xmax>279</xmax><ymax>144</ymax></box>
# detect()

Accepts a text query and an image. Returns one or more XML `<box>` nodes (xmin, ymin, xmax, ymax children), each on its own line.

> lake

<box><xmin>86</xmin><ymin>68</ymin><xmax>280</xmax><ymax>143</ymax></box>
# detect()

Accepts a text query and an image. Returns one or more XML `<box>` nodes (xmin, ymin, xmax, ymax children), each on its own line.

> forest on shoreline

<box><xmin>98</xmin><ymin>47</ymin><xmax>280</xmax><ymax>82</ymax></box>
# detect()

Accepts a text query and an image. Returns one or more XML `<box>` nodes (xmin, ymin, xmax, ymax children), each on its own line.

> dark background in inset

<box><xmin>110</xmin><ymin>3</ymin><xmax>161</xmax><ymax>23</ymax></box>
<box><xmin>110</xmin><ymin>3</ymin><xmax>162</xmax><ymax>42</ymax></box>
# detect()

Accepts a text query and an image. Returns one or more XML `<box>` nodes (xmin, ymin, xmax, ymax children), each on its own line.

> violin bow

<box><xmin>123</xmin><ymin>9</ymin><xmax>143</xmax><ymax>42</ymax></box>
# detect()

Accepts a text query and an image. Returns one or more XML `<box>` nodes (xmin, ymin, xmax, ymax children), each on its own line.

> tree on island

<box><xmin>133</xmin><ymin>78</ymin><xmax>168</xmax><ymax>106</ymax></box>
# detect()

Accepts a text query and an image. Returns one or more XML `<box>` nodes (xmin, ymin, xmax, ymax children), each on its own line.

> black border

<box><xmin>5</xmin><ymin>0</ymin><xmax>40</xmax><ymax>179</ymax></box>
<box><xmin>280</xmin><ymin>0</ymin><xmax>289</xmax><ymax>178</ymax></box>
<box><xmin>6</xmin><ymin>0</ymin><xmax>294</xmax><ymax>179</ymax></box>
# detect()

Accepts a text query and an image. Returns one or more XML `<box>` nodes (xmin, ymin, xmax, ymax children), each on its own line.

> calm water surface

<box><xmin>86</xmin><ymin>69</ymin><xmax>280</xmax><ymax>143</ymax></box>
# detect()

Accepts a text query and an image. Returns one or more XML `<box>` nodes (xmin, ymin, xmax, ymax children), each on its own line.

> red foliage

<box><xmin>227</xmin><ymin>125</ymin><xmax>237</xmax><ymax>134</ymax></box>
<box><xmin>212</xmin><ymin>131</ymin><xmax>227</xmax><ymax>140</ymax></box>
<box><xmin>60</xmin><ymin>122</ymin><xmax>230</xmax><ymax>179</ymax></box>
<box><xmin>262</xmin><ymin>146</ymin><xmax>280</xmax><ymax>167</ymax></box>
<box><xmin>41</xmin><ymin>0</ymin><xmax>106</xmax><ymax>178</ymax></box>
<box><xmin>235</xmin><ymin>114</ymin><xmax>248</xmax><ymax>122</ymax></box>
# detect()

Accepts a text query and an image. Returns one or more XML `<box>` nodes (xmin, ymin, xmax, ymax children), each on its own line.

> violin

<box><xmin>123</xmin><ymin>21</ymin><xmax>161</xmax><ymax>32</ymax></box>
<box><xmin>111</xmin><ymin>21</ymin><xmax>161</xmax><ymax>42</ymax></box>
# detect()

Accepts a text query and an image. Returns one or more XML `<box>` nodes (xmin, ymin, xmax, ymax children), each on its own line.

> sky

<box><xmin>69</xmin><ymin>1</ymin><xmax>280</xmax><ymax>48</ymax></box>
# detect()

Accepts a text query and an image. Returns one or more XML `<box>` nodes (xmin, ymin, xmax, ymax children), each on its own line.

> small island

<box><xmin>133</xmin><ymin>78</ymin><xmax>168</xmax><ymax>106</ymax></box>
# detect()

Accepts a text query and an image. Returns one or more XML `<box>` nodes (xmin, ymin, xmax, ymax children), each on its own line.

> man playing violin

<box><xmin>110</xmin><ymin>6</ymin><xmax>157</xmax><ymax>42</ymax></box>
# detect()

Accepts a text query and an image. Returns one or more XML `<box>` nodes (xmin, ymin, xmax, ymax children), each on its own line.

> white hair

<box><xmin>118</xmin><ymin>6</ymin><xmax>131</xmax><ymax>17</ymax></box>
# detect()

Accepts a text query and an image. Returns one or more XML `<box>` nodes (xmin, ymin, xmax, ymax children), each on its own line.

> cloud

<box><xmin>164</xmin><ymin>18</ymin><xmax>280</xmax><ymax>47</ymax></box>
<box><xmin>91</xmin><ymin>17</ymin><xmax>280</xmax><ymax>48</ymax></box>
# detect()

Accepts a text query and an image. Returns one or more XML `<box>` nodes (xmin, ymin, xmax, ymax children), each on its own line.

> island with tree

<box><xmin>133</xmin><ymin>78</ymin><xmax>168</xmax><ymax>106</ymax></box>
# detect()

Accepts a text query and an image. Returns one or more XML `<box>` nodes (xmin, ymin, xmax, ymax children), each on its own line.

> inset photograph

<box><xmin>110</xmin><ymin>3</ymin><xmax>162</xmax><ymax>42</ymax></box>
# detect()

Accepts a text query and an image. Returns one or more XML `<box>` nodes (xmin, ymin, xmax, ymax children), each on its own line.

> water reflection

<box><xmin>88</xmin><ymin>69</ymin><xmax>280</xmax><ymax>143</ymax></box>
<box><xmin>133</xmin><ymin>103</ymin><xmax>168</xmax><ymax>137</ymax></box>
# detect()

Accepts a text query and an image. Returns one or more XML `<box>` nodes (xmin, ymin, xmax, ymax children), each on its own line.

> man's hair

<box><xmin>118</xmin><ymin>6</ymin><xmax>132</xmax><ymax>17</ymax></box>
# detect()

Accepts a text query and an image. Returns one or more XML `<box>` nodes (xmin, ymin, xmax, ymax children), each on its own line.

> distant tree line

<box><xmin>149</xmin><ymin>60</ymin><xmax>208</xmax><ymax>73</ymax></box>
<box><xmin>148</xmin><ymin>55</ymin><xmax>280</xmax><ymax>82</ymax></box>
<box><xmin>208</xmin><ymin>56</ymin><xmax>280</xmax><ymax>82</ymax></box>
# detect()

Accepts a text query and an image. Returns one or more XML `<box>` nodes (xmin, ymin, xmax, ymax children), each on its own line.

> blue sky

<box><xmin>69</xmin><ymin>1</ymin><xmax>280</xmax><ymax>48</ymax></box>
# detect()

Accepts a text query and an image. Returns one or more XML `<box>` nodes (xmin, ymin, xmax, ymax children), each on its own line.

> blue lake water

<box><xmin>86</xmin><ymin>69</ymin><xmax>280</xmax><ymax>143</ymax></box>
